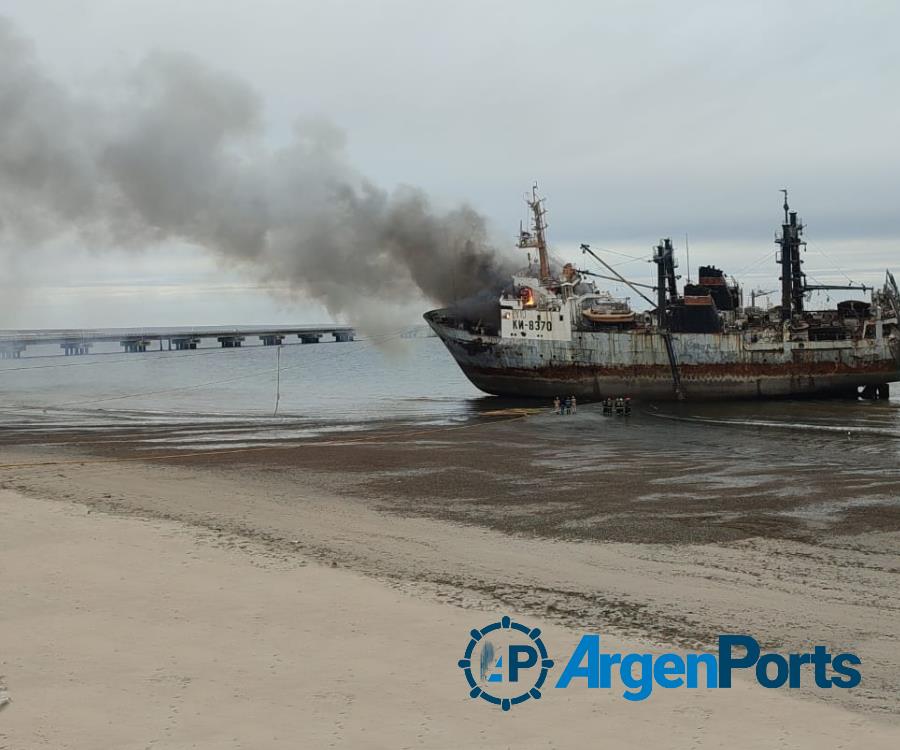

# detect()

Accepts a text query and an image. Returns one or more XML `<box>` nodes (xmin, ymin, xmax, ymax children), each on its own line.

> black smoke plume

<box><xmin>0</xmin><ymin>18</ymin><xmax>515</xmax><ymax>329</ymax></box>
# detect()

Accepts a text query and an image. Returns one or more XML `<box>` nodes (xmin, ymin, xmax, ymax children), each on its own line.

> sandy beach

<box><xmin>2</xmin><ymin>487</ymin><xmax>898</xmax><ymax>750</ymax></box>
<box><xmin>0</xmin><ymin>412</ymin><xmax>898</xmax><ymax>748</ymax></box>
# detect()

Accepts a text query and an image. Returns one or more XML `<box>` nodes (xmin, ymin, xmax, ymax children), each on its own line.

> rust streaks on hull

<box><xmin>424</xmin><ymin>309</ymin><xmax>900</xmax><ymax>401</ymax></box>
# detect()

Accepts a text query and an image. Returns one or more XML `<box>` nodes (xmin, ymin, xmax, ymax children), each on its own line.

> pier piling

<box><xmin>61</xmin><ymin>341</ymin><xmax>92</xmax><ymax>356</ymax></box>
<box><xmin>0</xmin><ymin>343</ymin><xmax>25</xmax><ymax>359</ymax></box>
<box><xmin>120</xmin><ymin>339</ymin><xmax>152</xmax><ymax>353</ymax></box>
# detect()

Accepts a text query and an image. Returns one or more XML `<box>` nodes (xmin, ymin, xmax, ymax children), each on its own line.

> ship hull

<box><xmin>425</xmin><ymin>310</ymin><xmax>900</xmax><ymax>401</ymax></box>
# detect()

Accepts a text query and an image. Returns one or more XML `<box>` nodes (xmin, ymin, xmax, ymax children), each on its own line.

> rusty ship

<box><xmin>425</xmin><ymin>189</ymin><xmax>900</xmax><ymax>401</ymax></box>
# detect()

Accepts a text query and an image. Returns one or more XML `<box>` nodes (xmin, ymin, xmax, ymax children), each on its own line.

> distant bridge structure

<box><xmin>0</xmin><ymin>325</ymin><xmax>355</xmax><ymax>358</ymax></box>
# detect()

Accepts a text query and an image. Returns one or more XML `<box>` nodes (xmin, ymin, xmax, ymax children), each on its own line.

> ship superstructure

<box><xmin>425</xmin><ymin>188</ymin><xmax>900</xmax><ymax>401</ymax></box>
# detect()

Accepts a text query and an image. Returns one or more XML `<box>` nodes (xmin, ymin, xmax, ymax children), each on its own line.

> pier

<box><xmin>0</xmin><ymin>325</ymin><xmax>356</xmax><ymax>357</ymax></box>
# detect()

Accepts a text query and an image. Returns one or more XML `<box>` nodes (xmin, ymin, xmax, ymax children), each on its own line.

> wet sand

<box><xmin>1</xmin><ymin>407</ymin><xmax>899</xmax><ymax>747</ymax></box>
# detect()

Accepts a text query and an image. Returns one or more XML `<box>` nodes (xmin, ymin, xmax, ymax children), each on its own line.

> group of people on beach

<box><xmin>552</xmin><ymin>395</ymin><xmax>633</xmax><ymax>416</ymax></box>
<box><xmin>552</xmin><ymin>395</ymin><xmax>577</xmax><ymax>415</ymax></box>
<box><xmin>603</xmin><ymin>396</ymin><xmax>632</xmax><ymax>416</ymax></box>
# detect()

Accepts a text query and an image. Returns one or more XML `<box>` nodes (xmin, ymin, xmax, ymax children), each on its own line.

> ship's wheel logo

<box><xmin>458</xmin><ymin>615</ymin><xmax>553</xmax><ymax>711</ymax></box>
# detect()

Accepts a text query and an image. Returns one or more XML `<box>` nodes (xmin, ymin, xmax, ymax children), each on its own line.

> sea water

<box><xmin>1</xmin><ymin>335</ymin><xmax>898</xmax><ymax>451</ymax></box>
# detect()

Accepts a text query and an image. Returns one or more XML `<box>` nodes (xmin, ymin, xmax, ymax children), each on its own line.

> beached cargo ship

<box><xmin>425</xmin><ymin>189</ymin><xmax>900</xmax><ymax>401</ymax></box>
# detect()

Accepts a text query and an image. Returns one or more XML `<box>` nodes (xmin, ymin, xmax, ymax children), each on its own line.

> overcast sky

<box><xmin>1</xmin><ymin>0</ymin><xmax>898</xmax><ymax>327</ymax></box>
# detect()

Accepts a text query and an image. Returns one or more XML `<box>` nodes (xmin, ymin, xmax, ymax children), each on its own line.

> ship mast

<box><xmin>775</xmin><ymin>190</ymin><xmax>868</xmax><ymax>320</ymax></box>
<box><xmin>776</xmin><ymin>189</ymin><xmax>806</xmax><ymax>322</ymax></box>
<box><xmin>518</xmin><ymin>184</ymin><xmax>551</xmax><ymax>285</ymax></box>
<box><xmin>652</xmin><ymin>238</ymin><xmax>679</xmax><ymax>328</ymax></box>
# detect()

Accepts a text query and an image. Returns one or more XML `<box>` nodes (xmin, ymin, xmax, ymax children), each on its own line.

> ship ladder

<box><xmin>661</xmin><ymin>332</ymin><xmax>685</xmax><ymax>400</ymax></box>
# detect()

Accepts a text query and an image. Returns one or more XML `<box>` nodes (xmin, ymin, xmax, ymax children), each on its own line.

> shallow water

<box><xmin>0</xmin><ymin>337</ymin><xmax>485</xmax><ymax>426</ymax></box>
<box><xmin>1</xmin><ymin>335</ymin><xmax>899</xmax><ymax>456</ymax></box>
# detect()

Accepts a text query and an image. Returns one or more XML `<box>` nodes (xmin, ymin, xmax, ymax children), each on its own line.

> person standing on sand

<box><xmin>553</xmin><ymin>396</ymin><xmax>561</xmax><ymax>414</ymax></box>
<box><xmin>570</xmin><ymin>396</ymin><xmax>577</xmax><ymax>415</ymax></box>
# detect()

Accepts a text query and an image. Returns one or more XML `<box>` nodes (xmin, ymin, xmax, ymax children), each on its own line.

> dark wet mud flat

<box><xmin>3</xmin><ymin>399</ymin><xmax>899</xmax><ymax>545</ymax></box>
<box><xmin>354</xmin><ymin>406</ymin><xmax>900</xmax><ymax>545</ymax></box>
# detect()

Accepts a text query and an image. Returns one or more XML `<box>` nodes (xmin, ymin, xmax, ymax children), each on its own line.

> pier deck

<box><xmin>0</xmin><ymin>325</ymin><xmax>356</xmax><ymax>356</ymax></box>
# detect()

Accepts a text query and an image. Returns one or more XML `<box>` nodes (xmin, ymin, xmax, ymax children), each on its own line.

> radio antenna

<box><xmin>685</xmin><ymin>233</ymin><xmax>691</xmax><ymax>284</ymax></box>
